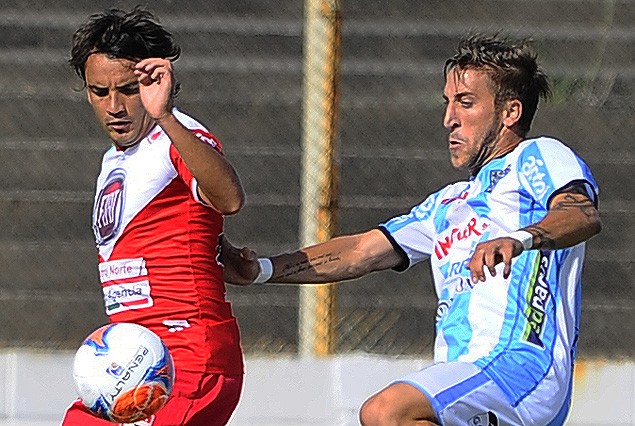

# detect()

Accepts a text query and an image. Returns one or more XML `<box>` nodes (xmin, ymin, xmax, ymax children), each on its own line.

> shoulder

<box><xmin>172</xmin><ymin>108</ymin><xmax>206</xmax><ymax>130</ymax></box>
<box><xmin>511</xmin><ymin>136</ymin><xmax>586</xmax><ymax>171</ymax></box>
<box><xmin>172</xmin><ymin>108</ymin><xmax>222</xmax><ymax>151</ymax></box>
<box><xmin>412</xmin><ymin>180</ymin><xmax>468</xmax><ymax>214</ymax></box>
<box><xmin>516</xmin><ymin>136</ymin><xmax>577</xmax><ymax>157</ymax></box>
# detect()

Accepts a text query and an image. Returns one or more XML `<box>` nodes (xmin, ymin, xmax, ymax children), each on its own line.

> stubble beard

<box><xmin>466</xmin><ymin>118</ymin><xmax>504</xmax><ymax>175</ymax></box>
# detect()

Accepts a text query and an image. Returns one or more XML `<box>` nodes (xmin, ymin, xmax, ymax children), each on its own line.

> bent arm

<box><xmin>135</xmin><ymin>58</ymin><xmax>245</xmax><ymax>215</ymax></box>
<box><xmin>156</xmin><ymin>114</ymin><xmax>245</xmax><ymax>215</ymax></box>
<box><xmin>524</xmin><ymin>183</ymin><xmax>601</xmax><ymax>250</ymax></box>
<box><xmin>468</xmin><ymin>182</ymin><xmax>601</xmax><ymax>282</ymax></box>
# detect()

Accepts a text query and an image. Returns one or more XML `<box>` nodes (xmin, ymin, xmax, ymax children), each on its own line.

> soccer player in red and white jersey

<box><xmin>63</xmin><ymin>7</ymin><xmax>245</xmax><ymax>426</ymax></box>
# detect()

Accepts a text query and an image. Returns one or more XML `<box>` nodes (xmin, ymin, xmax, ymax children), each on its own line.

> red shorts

<box><xmin>62</xmin><ymin>371</ymin><xmax>243</xmax><ymax>426</ymax></box>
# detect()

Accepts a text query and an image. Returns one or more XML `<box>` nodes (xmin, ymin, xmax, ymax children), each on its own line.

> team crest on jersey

<box><xmin>485</xmin><ymin>165</ymin><xmax>511</xmax><ymax>193</ymax></box>
<box><xmin>93</xmin><ymin>168</ymin><xmax>126</xmax><ymax>244</ymax></box>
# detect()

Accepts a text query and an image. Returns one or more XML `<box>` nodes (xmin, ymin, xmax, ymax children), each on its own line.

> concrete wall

<box><xmin>0</xmin><ymin>351</ymin><xmax>632</xmax><ymax>425</ymax></box>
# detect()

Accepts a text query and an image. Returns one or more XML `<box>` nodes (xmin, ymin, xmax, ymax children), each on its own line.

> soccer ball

<box><xmin>73</xmin><ymin>322</ymin><xmax>175</xmax><ymax>423</ymax></box>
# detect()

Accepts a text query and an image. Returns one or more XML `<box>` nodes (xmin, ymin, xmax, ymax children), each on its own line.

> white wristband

<box><xmin>508</xmin><ymin>230</ymin><xmax>533</xmax><ymax>251</ymax></box>
<box><xmin>253</xmin><ymin>258</ymin><xmax>273</xmax><ymax>284</ymax></box>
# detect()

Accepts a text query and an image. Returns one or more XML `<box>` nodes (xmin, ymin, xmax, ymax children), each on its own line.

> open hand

<box><xmin>134</xmin><ymin>58</ymin><xmax>175</xmax><ymax>121</ymax></box>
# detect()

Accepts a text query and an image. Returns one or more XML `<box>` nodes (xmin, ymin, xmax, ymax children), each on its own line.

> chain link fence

<box><xmin>0</xmin><ymin>0</ymin><xmax>632</xmax><ymax>360</ymax></box>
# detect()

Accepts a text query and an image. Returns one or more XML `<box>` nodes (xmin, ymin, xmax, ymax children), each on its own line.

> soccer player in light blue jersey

<box><xmin>222</xmin><ymin>34</ymin><xmax>602</xmax><ymax>425</ymax></box>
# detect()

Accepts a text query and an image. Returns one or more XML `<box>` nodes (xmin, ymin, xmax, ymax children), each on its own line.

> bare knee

<box><xmin>359</xmin><ymin>383</ymin><xmax>439</xmax><ymax>426</ymax></box>
<box><xmin>359</xmin><ymin>392</ymin><xmax>393</xmax><ymax>426</ymax></box>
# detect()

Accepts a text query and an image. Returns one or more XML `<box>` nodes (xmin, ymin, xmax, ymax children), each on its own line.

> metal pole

<box><xmin>299</xmin><ymin>0</ymin><xmax>342</xmax><ymax>357</ymax></box>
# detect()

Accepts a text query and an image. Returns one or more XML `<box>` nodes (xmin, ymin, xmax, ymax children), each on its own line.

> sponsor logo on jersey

<box><xmin>103</xmin><ymin>280</ymin><xmax>153</xmax><ymax>315</ymax></box>
<box><xmin>413</xmin><ymin>195</ymin><xmax>438</xmax><ymax>220</ymax></box>
<box><xmin>435</xmin><ymin>298</ymin><xmax>452</xmax><ymax>324</ymax></box>
<box><xmin>485</xmin><ymin>165</ymin><xmax>511</xmax><ymax>193</ymax></box>
<box><xmin>163</xmin><ymin>319</ymin><xmax>191</xmax><ymax>332</ymax></box>
<box><xmin>193</xmin><ymin>128</ymin><xmax>222</xmax><ymax>151</ymax></box>
<box><xmin>520</xmin><ymin>155</ymin><xmax>550</xmax><ymax>201</ymax></box>
<box><xmin>434</xmin><ymin>217</ymin><xmax>486</xmax><ymax>260</ymax></box>
<box><xmin>99</xmin><ymin>258</ymin><xmax>148</xmax><ymax>283</ymax></box>
<box><xmin>452</xmin><ymin>276</ymin><xmax>476</xmax><ymax>294</ymax></box>
<box><xmin>94</xmin><ymin>169</ymin><xmax>126</xmax><ymax>244</ymax></box>
<box><xmin>468</xmin><ymin>411</ymin><xmax>499</xmax><ymax>425</ymax></box>
<box><xmin>522</xmin><ymin>253</ymin><xmax>550</xmax><ymax>348</ymax></box>
<box><xmin>441</xmin><ymin>190</ymin><xmax>469</xmax><ymax>204</ymax></box>
<box><xmin>445</xmin><ymin>258</ymin><xmax>471</xmax><ymax>278</ymax></box>
<box><xmin>388</xmin><ymin>196</ymin><xmax>437</xmax><ymax>228</ymax></box>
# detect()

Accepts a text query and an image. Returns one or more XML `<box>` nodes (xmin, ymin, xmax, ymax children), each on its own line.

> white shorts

<box><xmin>393</xmin><ymin>361</ymin><xmax>571</xmax><ymax>426</ymax></box>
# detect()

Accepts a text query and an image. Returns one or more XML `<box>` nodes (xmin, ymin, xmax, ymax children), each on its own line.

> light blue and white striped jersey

<box><xmin>380</xmin><ymin>136</ymin><xmax>598</xmax><ymax>406</ymax></box>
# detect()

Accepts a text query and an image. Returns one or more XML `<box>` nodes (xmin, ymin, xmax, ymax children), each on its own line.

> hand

<box><xmin>134</xmin><ymin>58</ymin><xmax>175</xmax><ymax>121</ymax></box>
<box><xmin>467</xmin><ymin>237</ymin><xmax>524</xmax><ymax>282</ymax></box>
<box><xmin>219</xmin><ymin>236</ymin><xmax>261</xmax><ymax>285</ymax></box>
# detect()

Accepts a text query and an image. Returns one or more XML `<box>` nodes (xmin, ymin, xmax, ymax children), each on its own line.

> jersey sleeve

<box><xmin>378</xmin><ymin>192</ymin><xmax>439</xmax><ymax>270</ymax></box>
<box><xmin>169</xmin><ymin>126</ymin><xmax>224</xmax><ymax>206</ymax></box>
<box><xmin>516</xmin><ymin>137</ymin><xmax>599</xmax><ymax>209</ymax></box>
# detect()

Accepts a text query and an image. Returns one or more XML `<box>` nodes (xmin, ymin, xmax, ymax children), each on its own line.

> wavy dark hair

<box><xmin>444</xmin><ymin>34</ymin><xmax>551</xmax><ymax>135</ymax></box>
<box><xmin>70</xmin><ymin>6</ymin><xmax>181</xmax><ymax>94</ymax></box>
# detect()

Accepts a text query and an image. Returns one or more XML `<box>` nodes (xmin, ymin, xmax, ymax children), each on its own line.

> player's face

<box><xmin>84</xmin><ymin>53</ymin><xmax>154</xmax><ymax>148</ymax></box>
<box><xmin>443</xmin><ymin>67</ymin><xmax>503</xmax><ymax>171</ymax></box>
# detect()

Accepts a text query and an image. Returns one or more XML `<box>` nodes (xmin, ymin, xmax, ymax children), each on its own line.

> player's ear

<box><xmin>502</xmin><ymin>99</ymin><xmax>522</xmax><ymax>128</ymax></box>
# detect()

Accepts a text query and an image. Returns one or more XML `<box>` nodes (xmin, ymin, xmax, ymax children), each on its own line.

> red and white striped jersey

<box><xmin>92</xmin><ymin>108</ymin><xmax>243</xmax><ymax>375</ymax></box>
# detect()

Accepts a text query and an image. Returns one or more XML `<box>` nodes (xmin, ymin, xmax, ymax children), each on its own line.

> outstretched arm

<box><xmin>135</xmin><ymin>58</ymin><xmax>245</xmax><ymax>215</ymax></box>
<box><xmin>222</xmin><ymin>229</ymin><xmax>404</xmax><ymax>285</ymax></box>
<box><xmin>468</xmin><ymin>182</ymin><xmax>601</xmax><ymax>282</ymax></box>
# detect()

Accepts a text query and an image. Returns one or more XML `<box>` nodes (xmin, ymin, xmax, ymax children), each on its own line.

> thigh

<box><xmin>394</xmin><ymin>361</ymin><xmax>525</xmax><ymax>426</ymax></box>
<box><xmin>154</xmin><ymin>371</ymin><xmax>243</xmax><ymax>426</ymax></box>
<box><xmin>184</xmin><ymin>373</ymin><xmax>243</xmax><ymax>426</ymax></box>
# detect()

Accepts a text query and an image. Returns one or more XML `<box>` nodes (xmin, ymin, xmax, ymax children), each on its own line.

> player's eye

<box><xmin>119</xmin><ymin>84</ymin><xmax>140</xmax><ymax>96</ymax></box>
<box><xmin>90</xmin><ymin>87</ymin><xmax>108</xmax><ymax>97</ymax></box>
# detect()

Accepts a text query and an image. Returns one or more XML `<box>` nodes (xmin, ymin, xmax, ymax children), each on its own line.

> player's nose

<box><xmin>443</xmin><ymin>103</ymin><xmax>459</xmax><ymax>129</ymax></box>
<box><xmin>106</xmin><ymin>92</ymin><xmax>125</xmax><ymax>116</ymax></box>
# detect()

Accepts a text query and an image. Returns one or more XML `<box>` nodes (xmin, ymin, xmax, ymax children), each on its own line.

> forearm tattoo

<box><xmin>549</xmin><ymin>192</ymin><xmax>599</xmax><ymax>220</ymax></box>
<box><xmin>279</xmin><ymin>252</ymin><xmax>342</xmax><ymax>279</ymax></box>
<box><xmin>524</xmin><ymin>184</ymin><xmax>599</xmax><ymax>250</ymax></box>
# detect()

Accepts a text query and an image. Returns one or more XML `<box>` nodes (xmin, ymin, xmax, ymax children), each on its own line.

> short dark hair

<box><xmin>70</xmin><ymin>6</ymin><xmax>181</xmax><ymax>93</ymax></box>
<box><xmin>444</xmin><ymin>34</ymin><xmax>551</xmax><ymax>135</ymax></box>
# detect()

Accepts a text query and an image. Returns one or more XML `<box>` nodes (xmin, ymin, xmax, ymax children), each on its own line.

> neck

<box><xmin>469</xmin><ymin>129</ymin><xmax>523</xmax><ymax>175</ymax></box>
